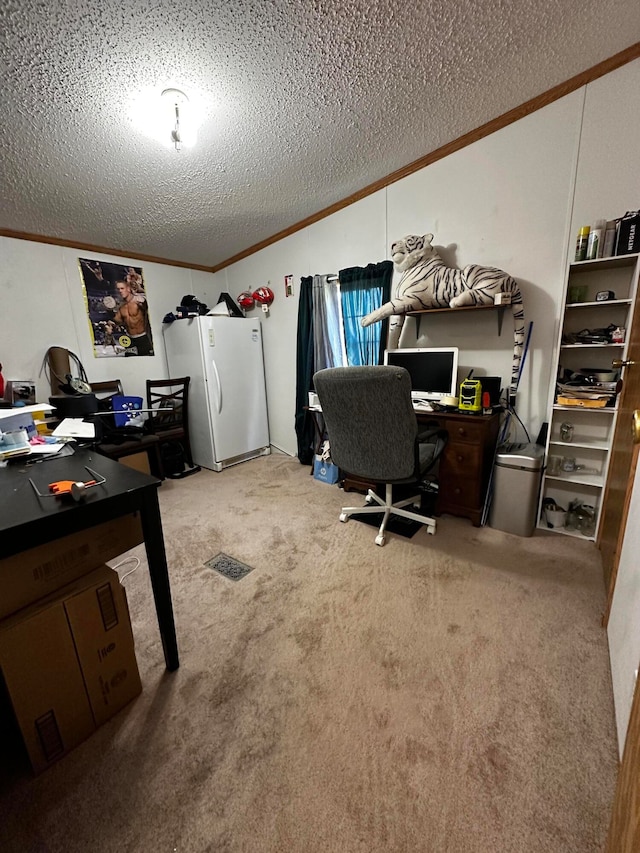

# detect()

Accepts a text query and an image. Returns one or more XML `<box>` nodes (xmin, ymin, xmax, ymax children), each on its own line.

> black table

<box><xmin>0</xmin><ymin>447</ymin><xmax>179</xmax><ymax>671</ymax></box>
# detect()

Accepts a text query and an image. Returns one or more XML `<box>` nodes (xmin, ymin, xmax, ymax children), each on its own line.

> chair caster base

<box><xmin>375</xmin><ymin>534</ymin><xmax>385</xmax><ymax>546</ymax></box>
<box><xmin>339</xmin><ymin>512</ymin><xmax>348</xmax><ymax>523</ymax></box>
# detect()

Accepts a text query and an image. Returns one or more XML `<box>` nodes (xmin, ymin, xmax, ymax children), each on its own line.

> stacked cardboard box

<box><xmin>0</xmin><ymin>516</ymin><xmax>144</xmax><ymax>773</ymax></box>
<box><xmin>0</xmin><ymin>514</ymin><xmax>143</xmax><ymax>619</ymax></box>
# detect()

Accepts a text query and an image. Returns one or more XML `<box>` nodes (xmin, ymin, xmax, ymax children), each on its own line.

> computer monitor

<box><xmin>383</xmin><ymin>347</ymin><xmax>459</xmax><ymax>402</ymax></box>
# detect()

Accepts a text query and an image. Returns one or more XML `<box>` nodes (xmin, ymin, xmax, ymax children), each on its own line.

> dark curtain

<box><xmin>339</xmin><ymin>261</ymin><xmax>393</xmax><ymax>365</ymax></box>
<box><xmin>295</xmin><ymin>276</ymin><xmax>316</xmax><ymax>464</ymax></box>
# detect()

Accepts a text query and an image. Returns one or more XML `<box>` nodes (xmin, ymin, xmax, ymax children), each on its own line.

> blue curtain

<box><xmin>339</xmin><ymin>261</ymin><xmax>393</xmax><ymax>365</ymax></box>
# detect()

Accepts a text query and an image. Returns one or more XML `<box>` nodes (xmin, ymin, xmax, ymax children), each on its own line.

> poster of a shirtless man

<box><xmin>79</xmin><ymin>259</ymin><xmax>154</xmax><ymax>357</ymax></box>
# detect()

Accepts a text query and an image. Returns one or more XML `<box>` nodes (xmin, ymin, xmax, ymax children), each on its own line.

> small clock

<box><xmin>596</xmin><ymin>290</ymin><xmax>615</xmax><ymax>301</ymax></box>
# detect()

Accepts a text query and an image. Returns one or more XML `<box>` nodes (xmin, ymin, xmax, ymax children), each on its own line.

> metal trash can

<box><xmin>489</xmin><ymin>443</ymin><xmax>545</xmax><ymax>537</ymax></box>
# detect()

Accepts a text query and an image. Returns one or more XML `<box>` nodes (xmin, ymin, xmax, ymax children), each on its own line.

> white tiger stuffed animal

<box><xmin>361</xmin><ymin>233</ymin><xmax>525</xmax><ymax>399</ymax></box>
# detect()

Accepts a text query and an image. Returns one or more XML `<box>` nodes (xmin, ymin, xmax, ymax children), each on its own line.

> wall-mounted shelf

<box><xmin>406</xmin><ymin>303</ymin><xmax>507</xmax><ymax>336</ymax></box>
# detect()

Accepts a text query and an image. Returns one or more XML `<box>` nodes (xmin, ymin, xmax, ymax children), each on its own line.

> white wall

<box><xmin>385</xmin><ymin>93</ymin><xmax>583</xmax><ymax>434</ymax></box>
<box><xmin>572</xmin><ymin>60</ymin><xmax>640</xmax><ymax>243</ymax></box>
<box><xmin>0</xmin><ymin>239</ymin><xmax>216</xmax><ymax>402</ymax></box>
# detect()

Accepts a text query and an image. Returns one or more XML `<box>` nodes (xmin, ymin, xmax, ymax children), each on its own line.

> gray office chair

<box><xmin>313</xmin><ymin>366</ymin><xmax>448</xmax><ymax>546</ymax></box>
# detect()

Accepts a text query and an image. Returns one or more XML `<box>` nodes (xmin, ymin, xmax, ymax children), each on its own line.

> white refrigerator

<box><xmin>162</xmin><ymin>315</ymin><xmax>270</xmax><ymax>471</ymax></box>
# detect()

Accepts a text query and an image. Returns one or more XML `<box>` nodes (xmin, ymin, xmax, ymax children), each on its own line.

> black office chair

<box><xmin>313</xmin><ymin>365</ymin><xmax>447</xmax><ymax>546</ymax></box>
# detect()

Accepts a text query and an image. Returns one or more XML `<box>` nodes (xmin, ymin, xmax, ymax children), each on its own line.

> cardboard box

<box><xmin>0</xmin><ymin>513</ymin><xmax>143</xmax><ymax>620</ymax></box>
<box><xmin>0</xmin><ymin>565</ymin><xmax>141</xmax><ymax>773</ymax></box>
<box><xmin>0</xmin><ymin>591</ymin><xmax>96</xmax><ymax>774</ymax></box>
<box><xmin>556</xmin><ymin>395</ymin><xmax>608</xmax><ymax>408</ymax></box>
<box><xmin>119</xmin><ymin>451</ymin><xmax>151</xmax><ymax>475</ymax></box>
<box><xmin>65</xmin><ymin>566</ymin><xmax>142</xmax><ymax>727</ymax></box>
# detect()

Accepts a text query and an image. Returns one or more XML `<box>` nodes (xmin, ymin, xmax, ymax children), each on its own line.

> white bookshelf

<box><xmin>538</xmin><ymin>253</ymin><xmax>640</xmax><ymax>540</ymax></box>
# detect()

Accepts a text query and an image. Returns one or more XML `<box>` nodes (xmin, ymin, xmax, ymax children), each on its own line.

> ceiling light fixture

<box><xmin>161</xmin><ymin>88</ymin><xmax>190</xmax><ymax>152</ymax></box>
<box><xmin>130</xmin><ymin>85</ymin><xmax>201</xmax><ymax>150</ymax></box>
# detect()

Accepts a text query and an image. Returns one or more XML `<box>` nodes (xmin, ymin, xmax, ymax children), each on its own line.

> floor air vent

<box><xmin>205</xmin><ymin>553</ymin><xmax>254</xmax><ymax>582</ymax></box>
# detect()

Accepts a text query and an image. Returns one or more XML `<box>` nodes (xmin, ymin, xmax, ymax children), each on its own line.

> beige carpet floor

<box><xmin>0</xmin><ymin>453</ymin><xmax>619</xmax><ymax>852</ymax></box>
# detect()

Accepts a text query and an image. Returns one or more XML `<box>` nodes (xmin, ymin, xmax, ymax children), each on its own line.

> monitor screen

<box><xmin>383</xmin><ymin>347</ymin><xmax>459</xmax><ymax>401</ymax></box>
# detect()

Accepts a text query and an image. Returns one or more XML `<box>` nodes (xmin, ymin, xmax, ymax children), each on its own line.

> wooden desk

<box><xmin>343</xmin><ymin>410</ymin><xmax>501</xmax><ymax>527</ymax></box>
<box><xmin>0</xmin><ymin>448</ymin><xmax>179</xmax><ymax>671</ymax></box>
<box><xmin>416</xmin><ymin>410</ymin><xmax>501</xmax><ymax>526</ymax></box>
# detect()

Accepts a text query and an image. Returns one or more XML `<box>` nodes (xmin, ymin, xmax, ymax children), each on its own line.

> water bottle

<box><xmin>603</xmin><ymin>220</ymin><xmax>617</xmax><ymax>257</ymax></box>
<box><xmin>587</xmin><ymin>220</ymin><xmax>605</xmax><ymax>260</ymax></box>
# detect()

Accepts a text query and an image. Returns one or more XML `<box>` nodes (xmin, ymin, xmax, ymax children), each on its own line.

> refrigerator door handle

<box><xmin>210</xmin><ymin>358</ymin><xmax>222</xmax><ymax>414</ymax></box>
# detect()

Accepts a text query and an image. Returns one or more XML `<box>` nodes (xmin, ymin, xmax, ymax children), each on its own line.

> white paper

<box><xmin>27</xmin><ymin>443</ymin><xmax>67</xmax><ymax>454</ymax></box>
<box><xmin>207</xmin><ymin>303</ymin><xmax>232</xmax><ymax>315</ymax></box>
<box><xmin>52</xmin><ymin>418</ymin><xmax>95</xmax><ymax>438</ymax></box>
<box><xmin>0</xmin><ymin>403</ymin><xmax>55</xmax><ymax>420</ymax></box>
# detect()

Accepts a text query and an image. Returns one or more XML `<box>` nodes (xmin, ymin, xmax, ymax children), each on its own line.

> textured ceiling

<box><xmin>1</xmin><ymin>1</ymin><xmax>639</xmax><ymax>269</ymax></box>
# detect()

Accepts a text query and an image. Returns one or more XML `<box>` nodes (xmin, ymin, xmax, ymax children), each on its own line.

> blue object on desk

<box><xmin>112</xmin><ymin>395</ymin><xmax>144</xmax><ymax>428</ymax></box>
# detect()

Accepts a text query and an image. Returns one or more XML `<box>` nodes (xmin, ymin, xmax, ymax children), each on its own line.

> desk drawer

<box><xmin>438</xmin><ymin>476</ymin><xmax>483</xmax><ymax>511</ymax></box>
<box><xmin>449</xmin><ymin>419</ymin><xmax>485</xmax><ymax>444</ymax></box>
<box><xmin>440</xmin><ymin>444</ymin><xmax>484</xmax><ymax>512</ymax></box>
<box><xmin>416</xmin><ymin>410</ymin><xmax>499</xmax><ymax>526</ymax></box>
<box><xmin>442</xmin><ymin>443</ymin><xmax>483</xmax><ymax>478</ymax></box>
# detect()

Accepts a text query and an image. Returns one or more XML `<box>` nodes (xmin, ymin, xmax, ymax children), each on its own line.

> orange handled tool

<box><xmin>30</xmin><ymin>467</ymin><xmax>106</xmax><ymax>502</ymax></box>
<box><xmin>49</xmin><ymin>478</ymin><xmax>97</xmax><ymax>496</ymax></box>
